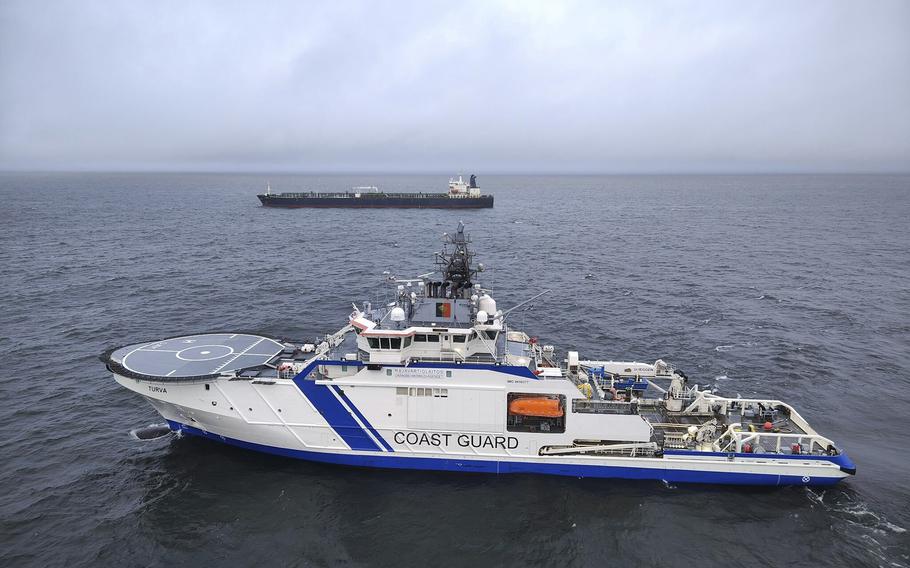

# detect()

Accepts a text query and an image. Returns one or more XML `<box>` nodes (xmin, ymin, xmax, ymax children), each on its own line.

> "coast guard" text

<box><xmin>394</xmin><ymin>431</ymin><xmax>519</xmax><ymax>449</ymax></box>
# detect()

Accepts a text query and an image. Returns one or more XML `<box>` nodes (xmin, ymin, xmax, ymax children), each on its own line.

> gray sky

<box><xmin>1</xmin><ymin>0</ymin><xmax>908</xmax><ymax>173</ymax></box>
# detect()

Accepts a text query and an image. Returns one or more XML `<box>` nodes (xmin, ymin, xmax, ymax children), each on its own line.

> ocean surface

<box><xmin>1</xmin><ymin>172</ymin><xmax>908</xmax><ymax>567</ymax></box>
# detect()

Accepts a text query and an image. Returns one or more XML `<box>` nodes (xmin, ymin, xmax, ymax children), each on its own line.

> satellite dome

<box><xmin>478</xmin><ymin>294</ymin><xmax>497</xmax><ymax>315</ymax></box>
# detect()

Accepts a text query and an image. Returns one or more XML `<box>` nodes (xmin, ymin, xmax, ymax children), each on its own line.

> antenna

<box><xmin>501</xmin><ymin>289</ymin><xmax>552</xmax><ymax>319</ymax></box>
<box><xmin>435</xmin><ymin>222</ymin><xmax>476</xmax><ymax>286</ymax></box>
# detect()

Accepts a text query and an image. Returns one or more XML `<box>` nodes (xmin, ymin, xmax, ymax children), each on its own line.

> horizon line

<box><xmin>2</xmin><ymin>168</ymin><xmax>909</xmax><ymax>176</ymax></box>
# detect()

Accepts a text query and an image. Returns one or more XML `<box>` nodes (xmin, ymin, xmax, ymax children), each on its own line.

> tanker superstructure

<box><xmin>257</xmin><ymin>174</ymin><xmax>493</xmax><ymax>208</ymax></box>
<box><xmin>102</xmin><ymin>223</ymin><xmax>855</xmax><ymax>486</ymax></box>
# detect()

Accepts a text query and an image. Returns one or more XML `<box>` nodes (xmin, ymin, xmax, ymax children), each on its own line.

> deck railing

<box><xmin>716</xmin><ymin>423</ymin><xmax>835</xmax><ymax>455</ymax></box>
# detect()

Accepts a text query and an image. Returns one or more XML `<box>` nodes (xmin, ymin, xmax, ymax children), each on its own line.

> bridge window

<box><xmin>403</xmin><ymin>337</ymin><xmax>412</xmax><ymax>347</ymax></box>
<box><xmin>369</xmin><ymin>337</ymin><xmax>402</xmax><ymax>350</ymax></box>
<box><xmin>414</xmin><ymin>334</ymin><xmax>426</xmax><ymax>342</ymax></box>
<box><xmin>426</xmin><ymin>334</ymin><xmax>440</xmax><ymax>343</ymax></box>
<box><xmin>482</xmin><ymin>331</ymin><xmax>498</xmax><ymax>340</ymax></box>
<box><xmin>452</xmin><ymin>335</ymin><xmax>467</xmax><ymax>343</ymax></box>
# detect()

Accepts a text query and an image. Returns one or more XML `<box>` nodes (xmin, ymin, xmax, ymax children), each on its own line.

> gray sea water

<box><xmin>1</xmin><ymin>173</ymin><xmax>908</xmax><ymax>567</ymax></box>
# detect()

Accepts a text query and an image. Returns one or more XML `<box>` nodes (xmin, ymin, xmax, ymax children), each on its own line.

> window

<box><xmin>403</xmin><ymin>337</ymin><xmax>412</xmax><ymax>347</ymax></box>
<box><xmin>390</xmin><ymin>337</ymin><xmax>401</xmax><ymax>349</ymax></box>
<box><xmin>427</xmin><ymin>334</ymin><xmax>440</xmax><ymax>343</ymax></box>
<box><xmin>452</xmin><ymin>335</ymin><xmax>466</xmax><ymax>343</ymax></box>
<box><xmin>506</xmin><ymin>393</ymin><xmax>566</xmax><ymax>433</ymax></box>
<box><xmin>572</xmin><ymin>399</ymin><xmax>633</xmax><ymax>414</ymax></box>
<box><xmin>433</xmin><ymin>388</ymin><xmax>448</xmax><ymax>397</ymax></box>
<box><xmin>483</xmin><ymin>331</ymin><xmax>498</xmax><ymax>340</ymax></box>
<box><xmin>380</xmin><ymin>337</ymin><xmax>390</xmax><ymax>349</ymax></box>
<box><xmin>368</xmin><ymin>338</ymin><xmax>379</xmax><ymax>349</ymax></box>
<box><xmin>414</xmin><ymin>334</ymin><xmax>427</xmax><ymax>342</ymax></box>
<box><xmin>396</xmin><ymin>387</ymin><xmax>408</xmax><ymax>395</ymax></box>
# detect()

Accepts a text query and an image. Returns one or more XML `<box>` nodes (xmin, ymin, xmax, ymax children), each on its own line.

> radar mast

<box><xmin>435</xmin><ymin>222</ymin><xmax>478</xmax><ymax>293</ymax></box>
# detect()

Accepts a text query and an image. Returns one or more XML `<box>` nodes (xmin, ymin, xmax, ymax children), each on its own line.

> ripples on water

<box><xmin>0</xmin><ymin>173</ymin><xmax>908</xmax><ymax>567</ymax></box>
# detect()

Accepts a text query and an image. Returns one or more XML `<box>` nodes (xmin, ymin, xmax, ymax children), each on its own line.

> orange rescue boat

<box><xmin>508</xmin><ymin>397</ymin><xmax>564</xmax><ymax>418</ymax></box>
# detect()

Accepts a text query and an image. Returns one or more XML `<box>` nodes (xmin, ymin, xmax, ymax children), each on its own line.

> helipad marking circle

<box><xmin>176</xmin><ymin>345</ymin><xmax>234</xmax><ymax>361</ymax></box>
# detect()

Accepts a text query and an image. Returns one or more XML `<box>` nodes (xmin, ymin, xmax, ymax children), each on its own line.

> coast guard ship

<box><xmin>103</xmin><ymin>224</ymin><xmax>855</xmax><ymax>486</ymax></box>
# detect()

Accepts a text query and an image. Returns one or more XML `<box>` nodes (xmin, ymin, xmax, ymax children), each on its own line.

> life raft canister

<box><xmin>508</xmin><ymin>397</ymin><xmax>564</xmax><ymax>418</ymax></box>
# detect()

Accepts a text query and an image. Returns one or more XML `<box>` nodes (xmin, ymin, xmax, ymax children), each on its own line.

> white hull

<box><xmin>104</xmin><ymin>224</ymin><xmax>854</xmax><ymax>487</ymax></box>
<box><xmin>115</xmin><ymin>371</ymin><xmax>852</xmax><ymax>486</ymax></box>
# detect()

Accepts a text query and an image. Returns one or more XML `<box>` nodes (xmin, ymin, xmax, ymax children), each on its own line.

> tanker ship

<box><xmin>257</xmin><ymin>174</ymin><xmax>493</xmax><ymax>209</ymax></box>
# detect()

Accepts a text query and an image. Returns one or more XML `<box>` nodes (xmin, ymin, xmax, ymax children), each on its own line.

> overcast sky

<box><xmin>1</xmin><ymin>0</ymin><xmax>908</xmax><ymax>173</ymax></box>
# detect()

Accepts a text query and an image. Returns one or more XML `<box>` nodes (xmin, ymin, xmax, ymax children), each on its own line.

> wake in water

<box><xmin>806</xmin><ymin>488</ymin><xmax>906</xmax><ymax>534</ymax></box>
<box><xmin>129</xmin><ymin>423</ymin><xmax>172</xmax><ymax>441</ymax></box>
<box><xmin>805</xmin><ymin>488</ymin><xmax>908</xmax><ymax>567</ymax></box>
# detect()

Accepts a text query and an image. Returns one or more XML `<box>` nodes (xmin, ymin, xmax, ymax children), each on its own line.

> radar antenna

<box><xmin>435</xmin><ymin>221</ymin><xmax>476</xmax><ymax>287</ymax></box>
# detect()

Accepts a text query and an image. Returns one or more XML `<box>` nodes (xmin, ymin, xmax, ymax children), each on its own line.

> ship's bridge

<box><xmin>343</xmin><ymin>222</ymin><xmax>558</xmax><ymax>371</ymax></box>
<box><xmin>354</xmin><ymin>323</ymin><xmax>503</xmax><ymax>365</ymax></box>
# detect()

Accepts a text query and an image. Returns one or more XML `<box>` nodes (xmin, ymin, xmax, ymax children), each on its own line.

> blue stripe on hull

<box><xmin>291</xmin><ymin>377</ymin><xmax>382</xmax><ymax>452</ymax></box>
<box><xmin>287</xmin><ymin>359</ymin><xmax>537</xmax><ymax>452</ymax></box>
<box><xmin>167</xmin><ymin>421</ymin><xmax>844</xmax><ymax>487</ymax></box>
<box><xmin>330</xmin><ymin>385</ymin><xmax>394</xmax><ymax>452</ymax></box>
